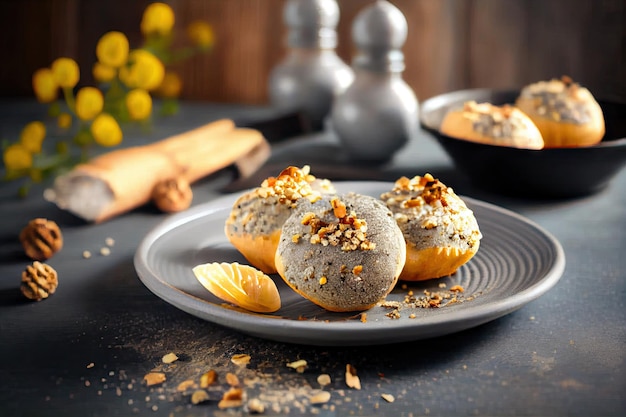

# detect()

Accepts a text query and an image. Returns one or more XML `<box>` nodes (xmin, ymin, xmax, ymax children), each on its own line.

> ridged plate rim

<box><xmin>134</xmin><ymin>181</ymin><xmax>566</xmax><ymax>346</ymax></box>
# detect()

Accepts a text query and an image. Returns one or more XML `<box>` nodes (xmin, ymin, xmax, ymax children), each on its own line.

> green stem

<box><xmin>168</xmin><ymin>46</ymin><xmax>202</xmax><ymax>64</ymax></box>
<box><xmin>63</xmin><ymin>87</ymin><xmax>76</xmax><ymax>115</ymax></box>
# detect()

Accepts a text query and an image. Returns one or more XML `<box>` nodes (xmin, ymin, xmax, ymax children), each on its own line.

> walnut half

<box><xmin>21</xmin><ymin>261</ymin><xmax>58</xmax><ymax>301</ymax></box>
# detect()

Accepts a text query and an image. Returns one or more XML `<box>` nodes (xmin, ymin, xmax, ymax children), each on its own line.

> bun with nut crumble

<box><xmin>440</xmin><ymin>100</ymin><xmax>544</xmax><ymax>150</ymax></box>
<box><xmin>275</xmin><ymin>193</ymin><xmax>406</xmax><ymax>312</ymax></box>
<box><xmin>224</xmin><ymin>166</ymin><xmax>335</xmax><ymax>274</ymax></box>
<box><xmin>515</xmin><ymin>76</ymin><xmax>605</xmax><ymax>148</ymax></box>
<box><xmin>380</xmin><ymin>174</ymin><xmax>482</xmax><ymax>281</ymax></box>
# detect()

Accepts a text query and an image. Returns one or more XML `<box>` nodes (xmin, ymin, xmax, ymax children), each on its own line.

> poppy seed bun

<box><xmin>381</xmin><ymin>174</ymin><xmax>482</xmax><ymax>281</ymax></box>
<box><xmin>224</xmin><ymin>166</ymin><xmax>334</xmax><ymax>274</ymax></box>
<box><xmin>441</xmin><ymin>100</ymin><xmax>544</xmax><ymax>150</ymax></box>
<box><xmin>275</xmin><ymin>193</ymin><xmax>406</xmax><ymax>312</ymax></box>
<box><xmin>515</xmin><ymin>76</ymin><xmax>605</xmax><ymax>148</ymax></box>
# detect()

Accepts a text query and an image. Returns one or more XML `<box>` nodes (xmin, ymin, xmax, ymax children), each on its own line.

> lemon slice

<box><xmin>192</xmin><ymin>262</ymin><xmax>281</xmax><ymax>313</ymax></box>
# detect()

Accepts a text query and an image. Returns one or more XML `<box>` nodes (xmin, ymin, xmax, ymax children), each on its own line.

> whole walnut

<box><xmin>152</xmin><ymin>177</ymin><xmax>193</xmax><ymax>213</ymax></box>
<box><xmin>21</xmin><ymin>261</ymin><xmax>58</xmax><ymax>301</ymax></box>
<box><xmin>19</xmin><ymin>218</ymin><xmax>63</xmax><ymax>261</ymax></box>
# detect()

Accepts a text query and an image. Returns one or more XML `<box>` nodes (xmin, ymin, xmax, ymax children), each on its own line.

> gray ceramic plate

<box><xmin>134</xmin><ymin>181</ymin><xmax>565</xmax><ymax>346</ymax></box>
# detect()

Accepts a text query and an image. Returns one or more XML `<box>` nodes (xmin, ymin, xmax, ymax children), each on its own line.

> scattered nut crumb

<box><xmin>162</xmin><ymin>352</ymin><xmax>178</xmax><ymax>364</ymax></box>
<box><xmin>143</xmin><ymin>372</ymin><xmax>166</xmax><ymax>386</ymax></box>
<box><xmin>386</xmin><ymin>309</ymin><xmax>401</xmax><ymax>319</ymax></box>
<box><xmin>177</xmin><ymin>380</ymin><xmax>196</xmax><ymax>392</ymax></box>
<box><xmin>191</xmin><ymin>389</ymin><xmax>209</xmax><ymax>405</ymax></box>
<box><xmin>360</xmin><ymin>313</ymin><xmax>367</xmax><ymax>323</ymax></box>
<box><xmin>231</xmin><ymin>353</ymin><xmax>251</xmax><ymax>366</ymax></box>
<box><xmin>309</xmin><ymin>390</ymin><xmax>331</xmax><ymax>404</ymax></box>
<box><xmin>450</xmin><ymin>285</ymin><xmax>464</xmax><ymax>292</ymax></box>
<box><xmin>218</xmin><ymin>387</ymin><xmax>243</xmax><ymax>409</ymax></box>
<box><xmin>105</xmin><ymin>237</ymin><xmax>115</xmax><ymax>247</ymax></box>
<box><xmin>86</xmin><ymin>362</ymin><xmax>95</xmax><ymax>369</ymax></box>
<box><xmin>200</xmin><ymin>370</ymin><xmax>217</xmax><ymax>388</ymax></box>
<box><xmin>287</xmin><ymin>359</ymin><xmax>307</xmax><ymax>373</ymax></box>
<box><xmin>345</xmin><ymin>364</ymin><xmax>361</xmax><ymax>390</ymax></box>
<box><xmin>381</xmin><ymin>393</ymin><xmax>395</xmax><ymax>403</ymax></box>
<box><xmin>100</xmin><ymin>247</ymin><xmax>111</xmax><ymax>256</ymax></box>
<box><xmin>82</xmin><ymin>250</ymin><xmax>92</xmax><ymax>259</ymax></box>
<box><xmin>225</xmin><ymin>372</ymin><xmax>240</xmax><ymax>387</ymax></box>
<box><xmin>317</xmin><ymin>374</ymin><xmax>331</xmax><ymax>387</ymax></box>
<box><xmin>247</xmin><ymin>398</ymin><xmax>265</xmax><ymax>413</ymax></box>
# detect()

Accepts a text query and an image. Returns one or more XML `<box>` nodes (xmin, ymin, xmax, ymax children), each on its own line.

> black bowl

<box><xmin>420</xmin><ymin>89</ymin><xmax>626</xmax><ymax>198</ymax></box>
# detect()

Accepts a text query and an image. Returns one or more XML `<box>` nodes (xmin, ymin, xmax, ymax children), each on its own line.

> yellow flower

<box><xmin>121</xmin><ymin>50</ymin><xmax>164</xmax><ymax>91</ymax></box>
<box><xmin>51</xmin><ymin>57</ymin><xmax>80</xmax><ymax>88</ymax></box>
<box><xmin>32</xmin><ymin>68</ymin><xmax>58</xmax><ymax>103</ymax></box>
<box><xmin>125</xmin><ymin>89</ymin><xmax>153</xmax><ymax>121</ymax></box>
<box><xmin>141</xmin><ymin>2</ymin><xmax>175</xmax><ymax>36</ymax></box>
<box><xmin>20</xmin><ymin>121</ymin><xmax>46</xmax><ymax>153</ymax></box>
<box><xmin>75</xmin><ymin>87</ymin><xmax>104</xmax><ymax>120</ymax></box>
<box><xmin>93</xmin><ymin>62</ymin><xmax>116</xmax><ymax>82</ymax></box>
<box><xmin>91</xmin><ymin>113</ymin><xmax>122</xmax><ymax>147</ymax></box>
<box><xmin>96</xmin><ymin>31</ymin><xmax>129</xmax><ymax>68</ymax></box>
<box><xmin>186</xmin><ymin>21</ymin><xmax>214</xmax><ymax>49</ymax></box>
<box><xmin>156</xmin><ymin>71</ymin><xmax>182</xmax><ymax>98</ymax></box>
<box><xmin>3</xmin><ymin>144</ymin><xmax>33</xmax><ymax>171</ymax></box>
<box><xmin>58</xmin><ymin>112</ymin><xmax>73</xmax><ymax>129</ymax></box>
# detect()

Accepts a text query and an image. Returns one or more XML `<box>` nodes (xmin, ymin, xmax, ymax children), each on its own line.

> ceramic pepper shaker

<box><xmin>329</xmin><ymin>0</ymin><xmax>419</xmax><ymax>162</ymax></box>
<box><xmin>268</xmin><ymin>0</ymin><xmax>354</xmax><ymax>130</ymax></box>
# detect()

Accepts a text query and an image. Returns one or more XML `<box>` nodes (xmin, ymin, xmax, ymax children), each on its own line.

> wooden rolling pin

<box><xmin>45</xmin><ymin>119</ymin><xmax>270</xmax><ymax>222</ymax></box>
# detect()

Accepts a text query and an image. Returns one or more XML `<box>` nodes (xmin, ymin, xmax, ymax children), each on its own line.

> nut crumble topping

<box><xmin>226</xmin><ymin>166</ymin><xmax>329</xmax><ymax>238</ymax></box>
<box><xmin>381</xmin><ymin>174</ymin><xmax>482</xmax><ymax>251</ymax></box>
<box><xmin>256</xmin><ymin>165</ymin><xmax>321</xmax><ymax>207</ymax></box>
<box><xmin>461</xmin><ymin>101</ymin><xmax>531</xmax><ymax>140</ymax></box>
<box><xmin>520</xmin><ymin>75</ymin><xmax>595</xmax><ymax>124</ymax></box>
<box><xmin>299</xmin><ymin>197</ymin><xmax>375</xmax><ymax>252</ymax></box>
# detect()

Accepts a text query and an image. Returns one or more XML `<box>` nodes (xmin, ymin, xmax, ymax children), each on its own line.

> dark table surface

<box><xmin>1</xmin><ymin>100</ymin><xmax>625</xmax><ymax>417</ymax></box>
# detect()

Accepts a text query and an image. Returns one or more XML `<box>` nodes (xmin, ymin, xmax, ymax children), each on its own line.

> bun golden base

<box><xmin>274</xmin><ymin>254</ymin><xmax>394</xmax><ymax>313</ymax></box>
<box><xmin>399</xmin><ymin>244</ymin><xmax>480</xmax><ymax>281</ymax></box>
<box><xmin>440</xmin><ymin>102</ymin><xmax>544</xmax><ymax>150</ymax></box>
<box><xmin>515</xmin><ymin>96</ymin><xmax>605</xmax><ymax>148</ymax></box>
<box><xmin>274</xmin><ymin>193</ymin><xmax>406</xmax><ymax>313</ymax></box>
<box><xmin>440</xmin><ymin>109</ymin><xmax>494</xmax><ymax>145</ymax></box>
<box><xmin>225</xmin><ymin>231</ymin><xmax>281</xmax><ymax>274</ymax></box>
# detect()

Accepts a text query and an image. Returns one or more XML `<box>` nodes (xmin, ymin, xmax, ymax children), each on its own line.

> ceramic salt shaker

<box><xmin>268</xmin><ymin>0</ymin><xmax>354</xmax><ymax>130</ymax></box>
<box><xmin>329</xmin><ymin>0</ymin><xmax>419</xmax><ymax>161</ymax></box>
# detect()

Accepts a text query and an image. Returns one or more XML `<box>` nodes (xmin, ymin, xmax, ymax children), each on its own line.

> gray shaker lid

<box><xmin>284</xmin><ymin>0</ymin><xmax>340</xmax><ymax>49</ymax></box>
<box><xmin>352</xmin><ymin>0</ymin><xmax>407</xmax><ymax>72</ymax></box>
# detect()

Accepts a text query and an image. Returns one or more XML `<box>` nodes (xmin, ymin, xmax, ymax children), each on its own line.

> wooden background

<box><xmin>1</xmin><ymin>0</ymin><xmax>624</xmax><ymax>104</ymax></box>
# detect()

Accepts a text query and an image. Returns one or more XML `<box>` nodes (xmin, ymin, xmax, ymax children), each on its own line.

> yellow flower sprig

<box><xmin>139</xmin><ymin>2</ymin><xmax>215</xmax><ymax>116</ymax></box>
<box><xmin>2</xmin><ymin>2</ymin><xmax>215</xmax><ymax>196</ymax></box>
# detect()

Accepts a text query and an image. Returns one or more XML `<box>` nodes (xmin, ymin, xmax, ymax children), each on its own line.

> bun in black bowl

<box><xmin>419</xmin><ymin>89</ymin><xmax>626</xmax><ymax>198</ymax></box>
